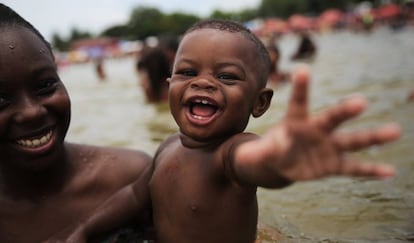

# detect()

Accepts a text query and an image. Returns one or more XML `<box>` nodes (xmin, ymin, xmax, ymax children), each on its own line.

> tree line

<box><xmin>51</xmin><ymin>0</ymin><xmax>403</xmax><ymax>51</ymax></box>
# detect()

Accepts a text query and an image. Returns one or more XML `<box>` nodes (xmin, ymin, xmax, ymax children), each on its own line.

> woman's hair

<box><xmin>0</xmin><ymin>3</ymin><xmax>53</xmax><ymax>56</ymax></box>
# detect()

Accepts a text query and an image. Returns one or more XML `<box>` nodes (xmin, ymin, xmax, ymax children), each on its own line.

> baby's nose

<box><xmin>190</xmin><ymin>77</ymin><xmax>217</xmax><ymax>92</ymax></box>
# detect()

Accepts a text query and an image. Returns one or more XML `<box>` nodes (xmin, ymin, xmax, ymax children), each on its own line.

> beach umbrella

<box><xmin>319</xmin><ymin>9</ymin><xmax>344</xmax><ymax>25</ymax></box>
<box><xmin>374</xmin><ymin>3</ymin><xmax>402</xmax><ymax>19</ymax></box>
<box><xmin>261</xmin><ymin>18</ymin><xmax>289</xmax><ymax>34</ymax></box>
<box><xmin>288</xmin><ymin>14</ymin><xmax>315</xmax><ymax>31</ymax></box>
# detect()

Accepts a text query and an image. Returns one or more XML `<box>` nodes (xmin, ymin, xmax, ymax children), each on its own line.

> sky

<box><xmin>3</xmin><ymin>0</ymin><xmax>261</xmax><ymax>41</ymax></box>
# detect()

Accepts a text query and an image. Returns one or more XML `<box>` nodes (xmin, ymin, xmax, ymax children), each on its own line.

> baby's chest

<box><xmin>153</xmin><ymin>149</ymin><xmax>220</xmax><ymax>183</ymax></box>
<box><xmin>151</xmin><ymin>157</ymin><xmax>227</xmax><ymax>202</ymax></box>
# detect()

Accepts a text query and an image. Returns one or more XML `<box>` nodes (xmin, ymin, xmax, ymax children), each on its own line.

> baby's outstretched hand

<box><xmin>239</xmin><ymin>66</ymin><xmax>401</xmax><ymax>184</ymax></box>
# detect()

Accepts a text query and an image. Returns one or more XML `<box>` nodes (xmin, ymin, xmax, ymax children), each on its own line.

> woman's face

<box><xmin>0</xmin><ymin>27</ymin><xmax>71</xmax><ymax>171</ymax></box>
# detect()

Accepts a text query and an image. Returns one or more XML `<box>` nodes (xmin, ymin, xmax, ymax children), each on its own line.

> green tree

<box><xmin>50</xmin><ymin>28</ymin><xmax>92</xmax><ymax>52</ymax></box>
<box><xmin>101</xmin><ymin>25</ymin><xmax>129</xmax><ymax>38</ymax></box>
<box><xmin>51</xmin><ymin>32</ymin><xmax>69</xmax><ymax>51</ymax></box>
<box><xmin>210</xmin><ymin>10</ymin><xmax>236</xmax><ymax>20</ymax></box>
<box><xmin>53</xmin><ymin>0</ymin><xmax>401</xmax><ymax>52</ymax></box>
<box><xmin>127</xmin><ymin>6</ymin><xmax>165</xmax><ymax>40</ymax></box>
<box><xmin>257</xmin><ymin>0</ymin><xmax>384</xmax><ymax>18</ymax></box>
<box><xmin>68</xmin><ymin>28</ymin><xmax>92</xmax><ymax>41</ymax></box>
<box><xmin>162</xmin><ymin>13</ymin><xmax>200</xmax><ymax>35</ymax></box>
<box><xmin>258</xmin><ymin>0</ymin><xmax>308</xmax><ymax>18</ymax></box>
<box><xmin>237</xmin><ymin>8</ymin><xmax>259</xmax><ymax>22</ymax></box>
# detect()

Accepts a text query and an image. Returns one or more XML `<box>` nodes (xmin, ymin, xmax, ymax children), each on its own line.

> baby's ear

<box><xmin>252</xmin><ymin>88</ymin><xmax>273</xmax><ymax>117</ymax></box>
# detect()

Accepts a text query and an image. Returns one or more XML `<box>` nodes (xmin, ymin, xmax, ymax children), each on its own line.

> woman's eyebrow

<box><xmin>31</xmin><ymin>64</ymin><xmax>57</xmax><ymax>77</ymax></box>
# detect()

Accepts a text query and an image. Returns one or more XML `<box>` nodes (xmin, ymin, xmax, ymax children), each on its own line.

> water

<box><xmin>60</xmin><ymin>26</ymin><xmax>414</xmax><ymax>242</ymax></box>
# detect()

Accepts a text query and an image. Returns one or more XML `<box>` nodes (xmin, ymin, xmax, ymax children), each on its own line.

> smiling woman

<box><xmin>0</xmin><ymin>4</ymin><xmax>153</xmax><ymax>243</ymax></box>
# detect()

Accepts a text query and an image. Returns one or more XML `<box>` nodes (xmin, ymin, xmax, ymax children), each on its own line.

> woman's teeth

<box><xmin>16</xmin><ymin>131</ymin><xmax>52</xmax><ymax>148</ymax></box>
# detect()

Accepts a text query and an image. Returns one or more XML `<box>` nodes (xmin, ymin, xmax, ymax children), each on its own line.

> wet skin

<box><xmin>0</xmin><ymin>27</ymin><xmax>70</xmax><ymax>173</ymax></box>
<box><xmin>149</xmin><ymin>29</ymin><xmax>273</xmax><ymax>243</ymax></box>
<box><xmin>168</xmin><ymin>29</ymin><xmax>271</xmax><ymax>146</ymax></box>
<box><xmin>61</xmin><ymin>21</ymin><xmax>401</xmax><ymax>243</ymax></box>
<box><xmin>149</xmin><ymin>27</ymin><xmax>401</xmax><ymax>243</ymax></box>
<box><xmin>0</xmin><ymin>27</ymin><xmax>152</xmax><ymax>243</ymax></box>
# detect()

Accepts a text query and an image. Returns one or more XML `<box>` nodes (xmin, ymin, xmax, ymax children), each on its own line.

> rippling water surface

<box><xmin>60</xmin><ymin>27</ymin><xmax>414</xmax><ymax>242</ymax></box>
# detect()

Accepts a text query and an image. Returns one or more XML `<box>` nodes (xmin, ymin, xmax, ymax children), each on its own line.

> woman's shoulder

<box><xmin>66</xmin><ymin>143</ymin><xmax>152</xmax><ymax>185</ymax></box>
<box><xmin>68</xmin><ymin>142</ymin><xmax>151</xmax><ymax>163</ymax></box>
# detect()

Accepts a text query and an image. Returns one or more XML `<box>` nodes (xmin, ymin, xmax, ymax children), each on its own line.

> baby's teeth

<box><xmin>193</xmin><ymin>99</ymin><xmax>210</xmax><ymax>104</ymax></box>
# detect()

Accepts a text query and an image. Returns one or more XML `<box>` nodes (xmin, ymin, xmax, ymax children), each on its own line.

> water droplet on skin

<box><xmin>190</xmin><ymin>204</ymin><xmax>198</xmax><ymax>212</ymax></box>
<box><xmin>8</xmin><ymin>45</ymin><xmax>14</xmax><ymax>49</ymax></box>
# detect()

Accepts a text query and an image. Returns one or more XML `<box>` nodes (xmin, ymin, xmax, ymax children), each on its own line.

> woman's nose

<box><xmin>13</xmin><ymin>96</ymin><xmax>47</xmax><ymax>124</ymax></box>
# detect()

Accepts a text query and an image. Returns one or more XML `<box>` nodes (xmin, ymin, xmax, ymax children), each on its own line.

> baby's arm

<box><xmin>231</xmin><ymin>67</ymin><xmax>401</xmax><ymax>188</ymax></box>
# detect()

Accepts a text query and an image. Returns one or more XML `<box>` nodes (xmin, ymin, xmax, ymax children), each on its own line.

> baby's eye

<box><xmin>35</xmin><ymin>79</ymin><xmax>58</xmax><ymax>95</ymax></box>
<box><xmin>217</xmin><ymin>73</ymin><xmax>239</xmax><ymax>81</ymax></box>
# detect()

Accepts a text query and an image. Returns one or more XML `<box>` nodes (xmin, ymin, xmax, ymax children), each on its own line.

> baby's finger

<box><xmin>334</xmin><ymin>124</ymin><xmax>401</xmax><ymax>151</ymax></box>
<box><xmin>313</xmin><ymin>96</ymin><xmax>367</xmax><ymax>133</ymax></box>
<box><xmin>340</xmin><ymin>159</ymin><xmax>395</xmax><ymax>179</ymax></box>
<box><xmin>286</xmin><ymin>66</ymin><xmax>309</xmax><ymax>120</ymax></box>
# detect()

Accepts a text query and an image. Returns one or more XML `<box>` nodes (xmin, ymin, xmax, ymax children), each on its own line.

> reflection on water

<box><xmin>60</xmin><ymin>27</ymin><xmax>414</xmax><ymax>242</ymax></box>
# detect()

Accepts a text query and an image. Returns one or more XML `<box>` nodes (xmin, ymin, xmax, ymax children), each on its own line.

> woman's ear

<box><xmin>252</xmin><ymin>88</ymin><xmax>273</xmax><ymax>118</ymax></box>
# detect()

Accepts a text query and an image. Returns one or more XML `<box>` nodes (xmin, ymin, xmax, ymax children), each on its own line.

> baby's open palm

<box><xmin>247</xmin><ymin>67</ymin><xmax>400</xmax><ymax>182</ymax></box>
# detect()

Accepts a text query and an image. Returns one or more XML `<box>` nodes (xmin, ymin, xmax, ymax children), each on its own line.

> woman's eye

<box><xmin>36</xmin><ymin>79</ymin><xmax>58</xmax><ymax>95</ymax></box>
<box><xmin>0</xmin><ymin>95</ymin><xmax>11</xmax><ymax>110</ymax></box>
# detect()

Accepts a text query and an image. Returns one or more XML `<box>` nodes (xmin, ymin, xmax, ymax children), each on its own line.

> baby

<box><xmin>64</xmin><ymin>19</ymin><xmax>400</xmax><ymax>243</ymax></box>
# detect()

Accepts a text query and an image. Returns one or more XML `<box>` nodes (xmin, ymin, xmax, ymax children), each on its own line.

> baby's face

<box><xmin>168</xmin><ymin>28</ymin><xmax>261</xmax><ymax>142</ymax></box>
<box><xmin>0</xmin><ymin>27</ymin><xmax>71</xmax><ymax>171</ymax></box>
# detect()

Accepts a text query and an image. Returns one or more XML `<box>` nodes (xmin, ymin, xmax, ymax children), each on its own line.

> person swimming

<box><xmin>291</xmin><ymin>31</ymin><xmax>317</xmax><ymax>61</ymax></box>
